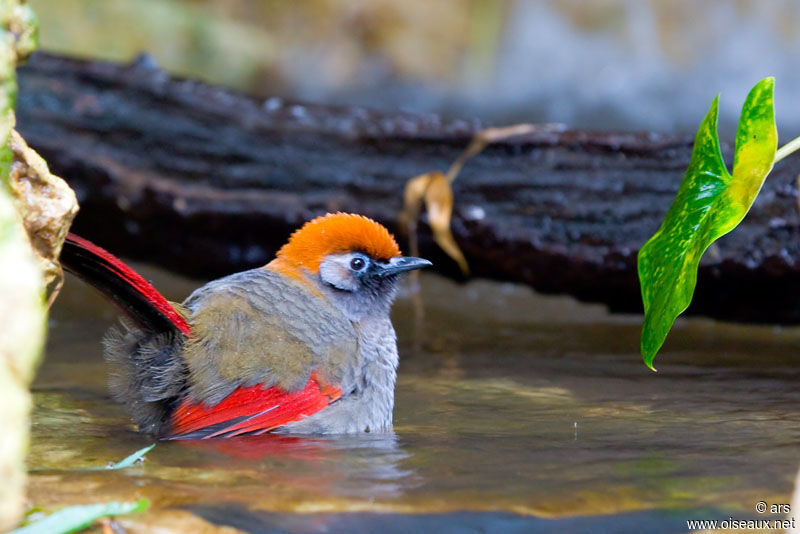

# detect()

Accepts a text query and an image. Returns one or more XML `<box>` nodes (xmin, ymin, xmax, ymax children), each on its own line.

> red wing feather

<box><xmin>169</xmin><ymin>373</ymin><xmax>341</xmax><ymax>439</ymax></box>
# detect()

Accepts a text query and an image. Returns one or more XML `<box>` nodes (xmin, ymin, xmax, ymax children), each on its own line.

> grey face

<box><xmin>318</xmin><ymin>252</ymin><xmax>432</xmax><ymax>322</ymax></box>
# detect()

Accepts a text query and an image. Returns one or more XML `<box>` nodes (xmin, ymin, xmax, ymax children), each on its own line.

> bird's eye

<box><xmin>350</xmin><ymin>257</ymin><xmax>367</xmax><ymax>271</ymax></box>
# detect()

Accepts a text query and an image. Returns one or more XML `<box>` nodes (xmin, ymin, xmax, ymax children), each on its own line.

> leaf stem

<box><xmin>774</xmin><ymin>134</ymin><xmax>800</xmax><ymax>163</ymax></box>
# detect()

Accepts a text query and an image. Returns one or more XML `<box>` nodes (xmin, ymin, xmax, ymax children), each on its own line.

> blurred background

<box><xmin>19</xmin><ymin>3</ymin><xmax>800</xmax><ymax>530</ymax></box>
<box><xmin>28</xmin><ymin>0</ymin><xmax>800</xmax><ymax>138</ymax></box>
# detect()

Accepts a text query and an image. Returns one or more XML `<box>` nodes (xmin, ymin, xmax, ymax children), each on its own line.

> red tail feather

<box><xmin>61</xmin><ymin>233</ymin><xmax>191</xmax><ymax>336</ymax></box>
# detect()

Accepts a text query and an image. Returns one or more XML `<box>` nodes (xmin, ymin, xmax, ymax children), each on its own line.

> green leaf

<box><xmin>12</xmin><ymin>499</ymin><xmax>149</xmax><ymax>534</ymax></box>
<box><xmin>638</xmin><ymin>78</ymin><xmax>777</xmax><ymax>370</ymax></box>
<box><xmin>102</xmin><ymin>443</ymin><xmax>155</xmax><ymax>470</ymax></box>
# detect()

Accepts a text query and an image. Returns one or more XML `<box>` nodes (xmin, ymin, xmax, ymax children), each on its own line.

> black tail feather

<box><xmin>60</xmin><ymin>233</ymin><xmax>191</xmax><ymax>336</ymax></box>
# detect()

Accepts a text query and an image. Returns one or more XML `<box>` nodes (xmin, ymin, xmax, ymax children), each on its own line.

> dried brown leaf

<box><xmin>399</xmin><ymin>172</ymin><xmax>439</xmax><ymax>259</ymax></box>
<box><xmin>444</xmin><ymin>123</ymin><xmax>539</xmax><ymax>183</ymax></box>
<box><xmin>424</xmin><ymin>172</ymin><xmax>469</xmax><ymax>276</ymax></box>
<box><xmin>401</xmin><ymin>123</ymin><xmax>541</xmax><ymax>277</ymax></box>
<box><xmin>401</xmin><ymin>173</ymin><xmax>434</xmax><ymax>229</ymax></box>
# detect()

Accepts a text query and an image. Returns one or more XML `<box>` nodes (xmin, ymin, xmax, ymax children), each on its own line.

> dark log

<box><xmin>14</xmin><ymin>52</ymin><xmax>800</xmax><ymax>323</ymax></box>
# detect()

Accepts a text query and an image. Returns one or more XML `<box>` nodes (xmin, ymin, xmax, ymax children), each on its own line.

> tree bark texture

<box><xmin>15</xmin><ymin>52</ymin><xmax>800</xmax><ymax>323</ymax></box>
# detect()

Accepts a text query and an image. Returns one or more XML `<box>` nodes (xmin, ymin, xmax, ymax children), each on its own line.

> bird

<box><xmin>60</xmin><ymin>213</ymin><xmax>431</xmax><ymax>439</ymax></box>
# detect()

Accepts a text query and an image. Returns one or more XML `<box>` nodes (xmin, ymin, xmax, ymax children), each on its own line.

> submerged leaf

<box><xmin>104</xmin><ymin>443</ymin><xmax>155</xmax><ymax>470</ymax></box>
<box><xmin>44</xmin><ymin>444</ymin><xmax>158</xmax><ymax>472</ymax></box>
<box><xmin>638</xmin><ymin>78</ymin><xmax>777</xmax><ymax>369</ymax></box>
<box><xmin>12</xmin><ymin>499</ymin><xmax>148</xmax><ymax>534</ymax></box>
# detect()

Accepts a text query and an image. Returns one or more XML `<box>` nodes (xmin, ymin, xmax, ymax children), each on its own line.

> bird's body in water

<box><xmin>61</xmin><ymin>213</ymin><xmax>431</xmax><ymax>439</ymax></box>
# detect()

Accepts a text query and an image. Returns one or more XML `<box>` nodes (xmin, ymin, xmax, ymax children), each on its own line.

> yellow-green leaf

<box><xmin>638</xmin><ymin>78</ymin><xmax>777</xmax><ymax>370</ymax></box>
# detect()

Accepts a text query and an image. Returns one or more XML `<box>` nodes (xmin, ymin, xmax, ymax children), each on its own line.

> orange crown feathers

<box><xmin>275</xmin><ymin>213</ymin><xmax>401</xmax><ymax>273</ymax></box>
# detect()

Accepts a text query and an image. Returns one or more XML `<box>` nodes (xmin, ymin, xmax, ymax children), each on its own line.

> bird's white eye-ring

<box><xmin>350</xmin><ymin>256</ymin><xmax>367</xmax><ymax>271</ymax></box>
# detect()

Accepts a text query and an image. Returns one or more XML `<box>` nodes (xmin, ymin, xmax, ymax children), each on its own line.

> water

<box><xmin>29</xmin><ymin>268</ymin><xmax>800</xmax><ymax>532</ymax></box>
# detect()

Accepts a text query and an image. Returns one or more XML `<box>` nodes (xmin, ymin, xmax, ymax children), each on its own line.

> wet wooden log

<box><xmin>14</xmin><ymin>52</ymin><xmax>800</xmax><ymax>323</ymax></box>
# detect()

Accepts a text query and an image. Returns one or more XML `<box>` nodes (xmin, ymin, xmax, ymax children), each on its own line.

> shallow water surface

<box><xmin>30</xmin><ymin>268</ymin><xmax>800</xmax><ymax>532</ymax></box>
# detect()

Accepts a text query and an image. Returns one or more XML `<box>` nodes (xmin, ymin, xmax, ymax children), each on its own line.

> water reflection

<box><xmin>174</xmin><ymin>432</ymin><xmax>417</xmax><ymax>499</ymax></box>
<box><xmin>27</xmin><ymin>270</ymin><xmax>800</xmax><ymax>531</ymax></box>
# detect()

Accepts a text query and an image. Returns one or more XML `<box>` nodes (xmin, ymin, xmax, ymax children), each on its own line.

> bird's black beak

<box><xmin>375</xmin><ymin>256</ymin><xmax>432</xmax><ymax>277</ymax></box>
